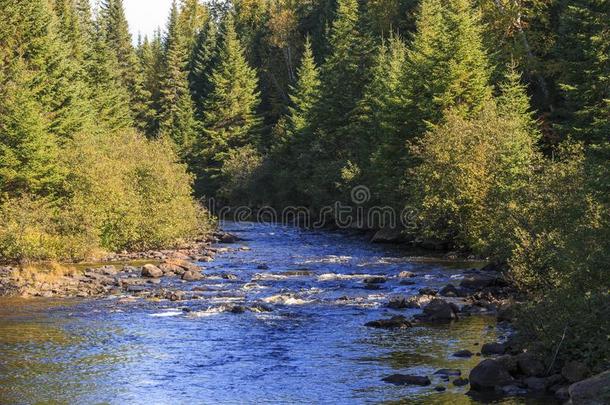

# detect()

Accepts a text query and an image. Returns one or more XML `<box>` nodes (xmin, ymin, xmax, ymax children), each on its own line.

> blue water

<box><xmin>0</xmin><ymin>222</ymin><xmax>530</xmax><ymax>404</ymax></box>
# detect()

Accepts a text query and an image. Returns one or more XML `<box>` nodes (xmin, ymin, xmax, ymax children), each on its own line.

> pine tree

<box><xmin>405</xmin><ymin>0</ymin><xmax>492</xmax><ymax>133</ymax></box>
<box><xmin>99</xmin><ymin>0</ymin><xmax>150</xmax><ymax>130</ymax></box>
<box><xmin>189</xmin><ymin>17</ymin><xmax>218</xmax><ymax>116</ymax></box>
<box><xmin>287</xmin><ymin>37</ymin><xmax>321</xmax><ymax>136</ymax></box>
<box><xmin>556</xmin><ymin>0</ymin><xmax>609</xmax><ymax>146</ymax></box>
<box><xmin>198</xmin><ymin>13</ymin><xmax>261</xmax><ymax>195</ymax></box>
<box><xmin>315</xmin><ymin>0</ymin><xmax>371</xmax><ymax>133</ymax></box>
<box><xmin>158</xmin><ymin>1</ymin><xmax>199</xmax><ymax>157</ymax></box>
<box><xmin>0</xmin><ymin>60</ymin><xmax>63</xmax><ymax>199</ymax></box>
<box><xmin>138</xmin><ymin>32</ymin><xmax>165</xmax><ymax>136</ymax></box>
<box><xmin>497</xmin><ymin>63</ymin><xmax>539</xmax><ymax>135</ymax></box>
<box><xmin>203</xmin><ymin>14</ymin><xmax>261</xmax><ymax>148</ymax></box>
<box><xmin>357</xmin><ymin>35</ymin><xmax>409</xmax><ymax>206</ymax></box>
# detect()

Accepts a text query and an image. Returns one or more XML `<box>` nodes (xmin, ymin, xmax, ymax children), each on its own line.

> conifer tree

<box><xmin>158</xmin><ymin>1</ymin><xmax>199</xmax><ymax>157</ymax></box>
<box><xmin>99</xmin><ymin>0</ymin><xmax>150</xmax><ymax>129</ymax></box>
<box><xmin>357</xmin><ymin>35</ymin><xmax>409</xmax><ymax>205</ymax></box>
<box><xmin>287</xmin><ymin>37</ymin><xmax>321</xmax><ymax>136</ymax></box>
<box><xmin>497</xmin><ymin>63</ymin><xmax>539</xmax><ymax>135</ymax></box>
<box><xmin>198</xmin><ymin>13</ymin><xmax>261</xmax><ymax>195</ymax></box>
<box><xmin>178</xmin><ymin>0</ymin><xmax>210</xmax><ymax>54</ymax></box>
<box><xmin>0</xmin><ymin>60</ymin><xmax>63</xmax><ymax>199</ymax></box>
<box><xmin>405</xmin><ymin>0</ymin><xmax>492</xmax><ymax>133</ymax></box>
<box><xmin>189</xmin><ymin>17</ymin><xmax>218</xmax><ymax>116</ymax></box>
<box><xmin>203</xmin><ymin>14</ymin><xmax>261</xmax><ymax>150</ymax></box>
<box><xmin>138</xmin><ymin>32</ymin><xmax>165</xmax><ymax>136</ymax></box>
<box><xmin>315</xmin><ymin>0</ymin><xmax>371</xmax><ymax>133</ymax></box>
<box><xmin>555</xmin><ymin>0</ymin><xmax>609</xmax><ymax>146</ymax></box>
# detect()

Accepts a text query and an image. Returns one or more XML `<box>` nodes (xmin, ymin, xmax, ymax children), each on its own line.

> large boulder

<box><xmin>420</xmin><ymin>299</ymin><xmax>459</xmax><ymax>322</ymax></box>
<box><xmin>439</xmin><ymin>284</ymin><xmax>460</xmax><ymax>297</ymax></box>
<box><xmin>469</xmin><ymin>359</ymin><xmax>514</xmax><ymax>391</ymax></box>
<box><xmin>568</xmin><ymin>370</ymin><xmax>610</xmax><ymax>404</ymax></box>
<box><xmin>141</xmin><ymin>264</ymin><xmax>163</xmax><ymax>278</ymax></box>
<box><xmin>382</xmin><ymin>374</ymin><xmax>431</xmax><ymax>386</ymax></box>
<box><xmin>363</xmin><ymin>276</ymin><xmax>386</xmax><ymax>284</ymax></box>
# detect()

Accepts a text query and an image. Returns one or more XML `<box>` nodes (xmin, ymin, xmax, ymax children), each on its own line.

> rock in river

<box><xmin>418</xmin><ymin>299</ymin><xmax>459</xmax><ymax>322</ymax></box>
<box><xmin>363</xmin><ymin>276</ymin><xmax>386</xmax><ymax>284</ymax></box>
<box><xmin>481</xmin><ymin>342</ymin><xmax>507</xmax><ymax>356</ymax></box>
<box><xmin>453</xmin><ymin>350</ymin><xmax>473</xmax><ymax>358</ymax></box>
<box><xmin>469</xmin><ymin>359</ymin><xmax>514</xmax><ymax>391</ymax></box>
<box><xmin>382</xmin><ymin>374</ymin><xmax>431</xmax><ymax>386</ymax></box>
<box><xmin>365</xmin><ymin>315</ymin><xmax>412</xmax><ymax>329</ymax></box>
<box><xmin>182</xmin><ymin>270</ymin><xmax>204</xmax><ymax>282</ymax></box>
<box><xmin>141</xmin><ymin>264</ymin><xmax>163</xmax><ymax>278</ymax></box>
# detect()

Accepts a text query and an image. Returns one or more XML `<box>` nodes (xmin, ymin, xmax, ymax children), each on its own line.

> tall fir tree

<box><xmin>158</xmin><ymin>1</ymin><xmax>200</xmax><ymax>157</ymax></box>
<box><xmin>138</xmin><ymin>32</ymin><xmax>165</xmax><ymax>136</ymax></box>
<box><xmin>405</xmin><ymin>0</ymin><xmax>492</xmax><ymax>134</ymax></box>
<box><xmin>356</xmin><ymin>35</ymin><xmax>410</xmax><ymax>206</ymax></box>
<box><xmin>269</xmin><ymin>36</ymin><xmax>322</xmax><ymax>205</ymax></box>
<box><xmin>198</xmin><ymin>13</ymin><xmax>261</xmax><ymax>196</ymax></box>
<box><xmin>287</xmin><ymin>37</ymin><xmax>321</xmax><ymax>136</ymax></box>
<box><xmin>189</xmin><ymin>17</ymin><xmax>219</xmax><ymax>117</ymax></box>
<box><xmin>99</xmin><ymin>0</ymin><xmax>151</xmax><ymax>130</ymax></box>
<box><xmin>555</xmin><ymin>0</ymin><xmax>609</xmax><ymax>146</ymax></box>
<box><xmin>0</xmin><ymin>59</ymin><xmax>63</xmax><ymax>199</ymax></box>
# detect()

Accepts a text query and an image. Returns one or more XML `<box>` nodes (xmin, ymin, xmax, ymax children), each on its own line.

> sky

<box><xmin>123</xmin><ymin>0</ymin><xmax>174</xmax><ymax>41</ymax></box>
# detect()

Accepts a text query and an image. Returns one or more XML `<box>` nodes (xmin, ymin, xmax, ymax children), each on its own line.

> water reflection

<box><xmin>0</xmin><ymin>223</ymin><xmax>547</xmax><ymax>404</ymax></box>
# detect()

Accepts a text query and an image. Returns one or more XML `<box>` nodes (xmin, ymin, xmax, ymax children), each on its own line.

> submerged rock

<box><xmin>365</xmin><ymin>315</ymin><xmax>412</xmax><ymax>329</ymax></box>
<box><xmin>481</xmin><ymin>342</ymin><xmax>507</xmax><ymax>356</ymax></box>
<box><xmin>453</xmin><ymin>350</ymin><xmax>474</xmax><ymax>358</ymax></box>
<box><xmin>434</xmin><ymin>369</ymin><xmax>461</xmax><ymax>377</ymax></box>
<box><xmin>363</xmin><ymin>276</ymin><xmax>386</xmax><ymax>284</ymax></box>
<box><xmin>453</xmin><ymin>377</ymin><xmax>469</xmax><ymax>387</ymax></box>
<box><xmin>382</xmin><ymin>374</ymin><xmax>431</xmax><ymax>386</ymax></box>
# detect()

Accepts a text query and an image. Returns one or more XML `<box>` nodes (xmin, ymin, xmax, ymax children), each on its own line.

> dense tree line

<box><xmin>0</xmin><ymin>0</ymin><xmax>607</xmax><ymax>371</ymax></box>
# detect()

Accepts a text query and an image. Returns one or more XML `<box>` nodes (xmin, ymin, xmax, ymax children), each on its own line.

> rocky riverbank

<box><xmin>0</xmin><ymin>231</ymin><xmax>241</xmax><ymax>298</ymax></box>
<box><xmin>364</xmin><ymin>262</ymin><xmax>609</xmax><ymax>404</ymax></box>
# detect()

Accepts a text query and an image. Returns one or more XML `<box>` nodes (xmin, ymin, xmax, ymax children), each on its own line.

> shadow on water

<box><xmin>0</xmin><ymin>222</ymin><xmax>557</xmax><ymax>404</ymax></box>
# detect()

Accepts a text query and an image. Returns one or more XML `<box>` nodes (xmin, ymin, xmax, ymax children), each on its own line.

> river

<box><xmin>0</xmin><ymin>222</ymin><xmax>543</xmax><ymax>404</ymax></box>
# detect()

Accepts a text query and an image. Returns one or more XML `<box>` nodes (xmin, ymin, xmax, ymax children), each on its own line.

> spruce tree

<box><xmin>316</xmin><ymin>0</ymin><xmax>371</xmax><ymax>133</ymax></box>
<box><xmin>287</xmin><ymin>37</ymin><xmax>321</xmax><ymax>136</ymax></box>
<box><xmin>556</xmin><ymin>0</ymin><xmax>609</xmax><ymax>146</ymax></box>
<box><xmin>99</xmin><ymin>0</ymin><xmax>150</xmax><ymax>130</ymax></box>
<box><xmin>199</xmin><ymin>13</ymin><xmax>261</xmax><ymax>195</ymax></box>
<box><xmin>405</xmin><ymin>0</ymin><xmax>492</xmax><ymax>133</ymax></box>
<box><xmin>138</xmin><ymin>32</ymin><xmax>165</xmax><ymax>136</ymax></box>
<box><xmin>189</xmin><ymin>17</ymin><xmax>218</xmax><ymax>116</ymax></box>
<box><xmin>0</xmin><ymin>60</ymin><xmax>62</xmax><ymax>199</ymax></box>
<box><xmin>158</xmin><ymin>1</ymin><xmax>199</xmax><ymax>157</ymax></box>
<box><xmin>357</xmin><ymin>35</ymin><xmax>409</xmax><ymax>206</ymax></box>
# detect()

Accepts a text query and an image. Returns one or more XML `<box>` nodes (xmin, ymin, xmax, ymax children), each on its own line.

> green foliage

<box><xmin>0</xmin><ymin>60</ymin><xmax>64</xmax><ymax>199</ymax></box>
<box><xmin>198</xmin><ymin>13</ymin><xmax>261</xmax><ymax>197</ymax></box>
<box><xmin>405</xmin><ymin>0</ymin><xmax>492</xmax><ymax>133</ymax></box>
<box><xmin>158</xmin><ymin>1</ymin><xmax>200</xmax><ymax>158</ymax></box>
<box><xmin>411</xmin><ymin>99</ymin><xmax>538</xmax><ymax>255</ymax></box>
<box><xmin>555</xmin><ymin>0</ymin><xmax>609</xmax><ymax>146</ymax></box>
<box><xmin>189</xmin><ymin>17</ymin><xmax>218</xmax><ymax>116</ymax></box>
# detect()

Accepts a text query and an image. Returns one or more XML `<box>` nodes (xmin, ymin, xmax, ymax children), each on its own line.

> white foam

<box><xmin>149</xmin><ymin>310</ymin><xmax>183</xmax><ymax>318</ymax></box>
<box><xmin>262</xmin><ymin>294</ymin><xmax>312</xmax><ymax>305</ymax></box>
<box><xmin>317</xmin><ymin>273</ymin><xmax>377</xmax><ymax>281</ymax></box>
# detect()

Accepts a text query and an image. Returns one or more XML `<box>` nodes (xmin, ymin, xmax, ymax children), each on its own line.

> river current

<box><xmin>0</xmin><ymin>222</ymin><xmax>536</xmax><ymax>404</ymax></box>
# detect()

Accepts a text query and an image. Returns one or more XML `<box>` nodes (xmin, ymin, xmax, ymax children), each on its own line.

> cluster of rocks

<box><xmin>469</xmin><ymin>351</ymin><xmax>609</xmax><ymax>402</ymax></box>
<box><xmin>1</xmin><ymin>259</ymin><xmax>209</xmax><ymax>299</ymax></box>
